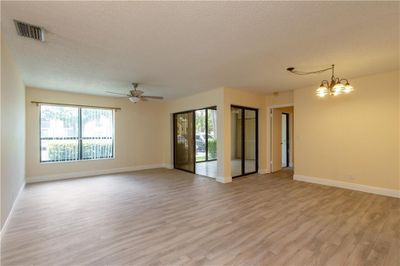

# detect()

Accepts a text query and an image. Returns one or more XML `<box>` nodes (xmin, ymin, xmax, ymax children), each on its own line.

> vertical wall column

<box><xmin>216</xmin><ymin>89</ymin><xmax>232</xmax><ymax>183</ymax></box>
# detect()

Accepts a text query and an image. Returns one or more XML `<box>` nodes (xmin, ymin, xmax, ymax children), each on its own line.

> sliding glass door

<box><xmin>231</xmin><ymin>106</ymin><xmax>258</xmax><ymax>177</ymax></box>
<box><xmin>195</xmin><ymin>107</ymin><xmax>217</xmax><ymax>162</ymax></box>
<box><xmin>174</xmin><ymin>111</ymin><xmax>195</xmax><ymax>173</ymax></box>
<box><xmin>174</xmin><ymin>107</ymin><xmax>217</xmax><ymax>176</ymax></box>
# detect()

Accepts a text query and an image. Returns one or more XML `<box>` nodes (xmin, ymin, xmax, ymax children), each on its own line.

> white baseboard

<box><xmin>216</xmin><ymin>176</ymin><xmax>232</xmax><ymax>183</ymax></box>
<box><xmin>258</xmin><ymin>169</ymin><xmax>269</xmax><ymax>174</ymax></box>
<box><xmin>1</xmin><ymin>182</ymin><xmax>25</xmax><ymax>240</ymax></box>
<box><xmin>26</xmin><ymin>163</ymin><xmax>168</xmax><ymax>183</ymax></box>
<box><xmin>163</xmin><ymin>163</ymin><xmax>174</xmax><ymax>169</ymax></box>
<box><xmin>293</xmin><ymin>174</ymin><xmax>400</xmax><ymax>198</ymax></box>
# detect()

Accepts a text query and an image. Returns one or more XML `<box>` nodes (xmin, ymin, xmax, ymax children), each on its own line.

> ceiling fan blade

<box><xmin>105</xmin><ymin>91</ymin><xmax>130</xmax><ymax>97</ymax></box>
<box><xmin>141</xmin><ymin>96</ymin><xmax>164</xmax><ymax>100</ymax></box>
<box><xmin>140</xmin><ymin>97</ymin><xmax>148</xmax><ymax>101</ymax></box>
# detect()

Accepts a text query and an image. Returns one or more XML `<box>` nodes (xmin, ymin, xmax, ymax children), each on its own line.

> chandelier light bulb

<box><xmin>332</xmin><ymin>82</ymin><xmax>344</xmax><ymax>96</ymax></box>
<box><xmin>344</xmin><ymin>83</ymin><xmax>354</xmax><ymax>94</ymax></box>
<box><xmin>316</xmin><ymin>85</ymin><xmax>328</xmax><ymax>98</ymax></box>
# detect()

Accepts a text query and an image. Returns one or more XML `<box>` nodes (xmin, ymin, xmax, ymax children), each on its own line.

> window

<box><xmin>40</xmin><ymin>105</ymin><xmax>114</xmax><ymax>162</ymax></box>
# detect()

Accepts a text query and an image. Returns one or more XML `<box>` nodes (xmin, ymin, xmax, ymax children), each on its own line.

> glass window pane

<box><xmin>41</xmin><ymin>139</ymin><xmax>79</xmax><ymax>162</ymax></box>
<box><xmin>40</xmin><ymin>105</ymin><xmax>79</xmax><ymax>138</ymax></box>
<box><xmin>82</xmin><ymin>139</ymin><xmax>113</xmax><ymax>160</ymax></box>
<box><xmin>40</xmin><ymin>105</ymin><xmax>79</xmax><ymax>162</ymax></box>
<box><xmin>82</xmin><ymin>108</ymin><xmax>113</xmax><ymax>138</ymax></box>
<box><xmin>81</xmin><ymin>108</ymin><xmax>114</xmax><ymax>160</ymax></box>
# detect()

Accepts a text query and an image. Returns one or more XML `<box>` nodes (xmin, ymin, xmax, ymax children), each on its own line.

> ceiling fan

<box><xmin>106</xmin><ymin>83</ymin><xmax>164</xmax><ymax>103</ymax></box>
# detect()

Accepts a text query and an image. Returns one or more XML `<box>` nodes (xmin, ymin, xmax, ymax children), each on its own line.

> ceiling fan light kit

<box><xmin>287</xmin><ymin>64</ymin><xmax>354</xmax><ymax>98</ymax></box>
<box><xmin>129</xmin><ymin>96</ymin><xmax>141</xmax><ymax>103</ymax></box>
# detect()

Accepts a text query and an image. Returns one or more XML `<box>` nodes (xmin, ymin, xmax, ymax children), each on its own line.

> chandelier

<box><xmin>287</xmin><ymin>64</ymin><xmax>354</xmax><ymax>98</ymax></box>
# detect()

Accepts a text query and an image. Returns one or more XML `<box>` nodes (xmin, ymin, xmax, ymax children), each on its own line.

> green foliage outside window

<box><xmin>47</xmin><ymin>141</ymin><xmax>113</xmax><ymax>161</ymax></box>
<box><xmin>208</xmin><ymin>139</ymin><xmax>217</xmax><ymax>159</ymax></box>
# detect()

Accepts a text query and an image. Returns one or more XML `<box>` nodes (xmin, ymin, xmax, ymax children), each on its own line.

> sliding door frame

<box><xmin>231</xmin><ymin>105</ymin><xmax>259</xmax><ymax>178</ymax></box>
<box><xmin>173</xmin><ymin>106</ymin><xmax>217</xmax><ymax>174</ymax></box>
<box><xmin>173</xmin><ymin>110</ymin><xmax>196</xmax><ymax>173</ymax></box>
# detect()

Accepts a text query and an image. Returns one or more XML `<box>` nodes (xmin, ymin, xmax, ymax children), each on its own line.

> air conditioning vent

<box><xmin>14</xmin><ymin>20</ymin><xmax>45</xmax><ymax>42</ymax></box>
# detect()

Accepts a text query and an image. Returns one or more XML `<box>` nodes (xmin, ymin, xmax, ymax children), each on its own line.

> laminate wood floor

<box><xmin>195</xmin><ymin>159</ymin><xmax>256</xmax><ymax>178</ymax></box>
<box><xmin>1</xmin><ymin>168</ymin><xmax>399</xmax><ymax>266</ymax></box>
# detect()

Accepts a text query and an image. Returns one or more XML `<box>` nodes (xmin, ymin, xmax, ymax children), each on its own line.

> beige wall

<box><xmin>294</xmin><ymin>70</ymin><xmax>399</xmax><ymax>190</ymax></box>
<box><xmin>26</xmin><ymin>87</ymin><xmax>167</xmax><ymax>180</ymax></box>
<box><xmin>1</xmin><ymin>36</ymin><xmax>26</xmax><ymax>229</ymax></box>
<box><xmin>266</xmin><ymin>91</ymin><xmax>294</xmax><ymax>107</ymax></box>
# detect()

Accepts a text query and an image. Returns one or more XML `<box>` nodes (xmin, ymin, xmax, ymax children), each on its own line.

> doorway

<box><xmin>173</xmin><ymin>107</ymin><xmax>217</xmax><ymax>178</ymax></box>
<box><xmin>230</xmin><ymin>105</ymin><xmax>258</xmax><ymax>178</ymax></box>
<box><xmin>270</xmin><ymin>106</ymin><xmax>294</xmax><ymax>172</ymax></box>
<box><xmin>281</xmin><ymin>113</ymin><xmax>289</xmax><ymax>168</ymax></box>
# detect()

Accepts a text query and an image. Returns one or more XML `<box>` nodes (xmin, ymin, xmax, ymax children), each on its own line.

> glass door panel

<box><xmin>207</xmin><ymin>108</ymin><xmax>217</xmax><ymax>160</ymax></box>
<box><xmin>174</xmin><ymin>111</ymin><xmax>195</xmax><ymax>172</ymax></box>
<box><xmin>195</xmin><ymin>110</ymin><xmax>206</xmax><ymax>162</ymax></box>
<box><xmin>231</xmin><ymin>107</ymin><xmax>243</xmax><ymax>177</ymax></box>
<box><xmin>244</xmin><ymin>109</ymin><xmax>257</xmax><ymax>174</ymax></box>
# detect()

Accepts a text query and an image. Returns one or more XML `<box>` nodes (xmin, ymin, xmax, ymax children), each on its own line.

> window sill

<box><xmin>40</xmin><ymin>157</ymin><xmax>115</xmax><ymax>165</ymax></box>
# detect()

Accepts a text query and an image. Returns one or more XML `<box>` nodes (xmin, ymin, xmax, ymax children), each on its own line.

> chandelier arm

<box><xmin>287</xmin><ymin>66</ymin><xmax>333</xmax><ymax>75</ymax></box>
<box><xmin>321</xmin><ymin>80</ymin><xmax>330</xmax><ymax>86</ymax></box>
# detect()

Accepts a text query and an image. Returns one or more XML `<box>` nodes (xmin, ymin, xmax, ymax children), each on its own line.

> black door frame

<box><xmin>282</xmin><ymin>112</ymin><xmax>290</xmax><ymax>168</ymax></box>
<box><xmin>173</xmin><ymin>110</ymin><xmax>196</xmax><ymax>173</ymax></box>
<box><xmin>231</xmin><ymin>105</ymin><xmax>259</xmax><ymax>178</ymax></box>
<box><xmin>173</xmin><ymin>106</ymin><xmax>217</xmax><ymax>174</ymax></box>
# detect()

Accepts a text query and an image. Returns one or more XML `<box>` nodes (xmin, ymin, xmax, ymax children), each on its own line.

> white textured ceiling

<box><xmin>1</xmin><ymin>1</ymin><xmax>399</xmax><ymax>98</ymax></box>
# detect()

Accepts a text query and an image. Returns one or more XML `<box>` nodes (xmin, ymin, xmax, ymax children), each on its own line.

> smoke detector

<box><xmin>14</xmin><ymin>20</ymin><xmax>45</xmax><ymax>42</ymax></box>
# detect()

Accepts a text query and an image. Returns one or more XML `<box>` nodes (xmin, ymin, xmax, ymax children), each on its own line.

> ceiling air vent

<box><xmin>14</xmin><ymin>20</ymin><xmax>45</xmax><ymax>42</ymax></box>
